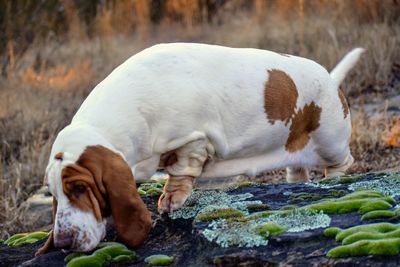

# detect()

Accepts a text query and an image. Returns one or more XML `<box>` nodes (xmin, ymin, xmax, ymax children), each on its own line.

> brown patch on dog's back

<box><xmin>338</xmin><ymin>89</ymin><xmax>349</xmax><ymax>119</ymax></box>
<box><xmin>264</xmin><ymin>69</ymin><xmax>298</xmax><ymax>126</ymax></box>
<box><xmin>285</xmin><ymin>102</ymin><xmax>322</xmax><ymax>152</ymax></box>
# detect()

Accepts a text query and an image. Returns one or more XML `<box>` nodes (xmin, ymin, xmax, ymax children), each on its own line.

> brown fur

<box><xmin>36</xmin><ymin>145</ymin><xmax>152</xmax><ymax>256</ymax></box>
<box><xmin>55</xmin><ymin>152</ymin><xmax>63</xmax><ymax>160</ymax></box>
<box><xmin>338</xmin><ymin>89</ymin><xmax>349</xmax><ymax>119</ymax></box>
<box><xmin>264</xmin><ymin>69</ymin><xmax>298</xmax><ymax>126</ymax></box>
<box><xmin>285</xmin><ymin>102</ymin><xmax>322</xmax><ymax>152</ymax></box>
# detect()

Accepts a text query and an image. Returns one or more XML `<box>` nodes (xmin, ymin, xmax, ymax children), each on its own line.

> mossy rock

<box><xmin>145</xmin><ymin>254</ymin><xmax>175</xmax><ymax>266</ymax></box>
<box><xmin>318</xmin><ymin>175</ymin><xmax>363</xmax><ymax>185</ymax></box>
<box><xmin>325</xmin><ymin>223</ymin><xmax>400</xmax><ymax>257</ymax></box>
<box><xmin>195</xmin><ymin>208</ymin><xmax>245</xmax><ymax>222</ymax></box>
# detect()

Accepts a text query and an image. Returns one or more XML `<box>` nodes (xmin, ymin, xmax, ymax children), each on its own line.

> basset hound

<box><xmin>35</xmin><ymin>43</ymin><xmax>364</xmax><ymax>255</ymax></box>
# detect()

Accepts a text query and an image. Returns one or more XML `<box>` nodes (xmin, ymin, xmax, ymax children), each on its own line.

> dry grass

<box><xmin>1</xmin><ymin>0</ymin><xmax>399</xmax><ymax>237</ymax></box>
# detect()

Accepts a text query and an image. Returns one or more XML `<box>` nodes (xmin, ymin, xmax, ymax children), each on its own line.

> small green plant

<box><xmin>361</xmin><ymin>210</ymin><xmax>399</xmax><ymax>221</ymax></box>
<box><xmin>4</xmin><ymin>232</ymin><xmax>48</xmax><ymax>247</ymax></box>
<box><xmin>324</xmin><ymin>223</ymin><xmax>400</xmax><ymax>257</ymax></box>
<box><xmin>138</xmin><ymin>182</ymin><xmax>165</xmax><ymax>197</ymax></box>
<box><xmin>65</xmin><ymin>242</ymin><xmax>137</xmax><ymax>267</ymax></box>
<box><xmin>145</xmin><ymin>254</ymin><xmax>175</xmax><ymax>266</ymax></box>
<box><xmin>254</xmin><ymin>222</ymin><xmax>287</xmax><ymax>238</ymax></box>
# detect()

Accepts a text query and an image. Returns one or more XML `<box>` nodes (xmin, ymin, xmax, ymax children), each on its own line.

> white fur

<box><xmin>46</xmin><ymin>43</ymin><xmax>363</xmax><ymax>249</ymax></box>
<box><xmin>330</xmin><ymin>48</ymin><xmax>365</xmax><ymax>85</ymax></box>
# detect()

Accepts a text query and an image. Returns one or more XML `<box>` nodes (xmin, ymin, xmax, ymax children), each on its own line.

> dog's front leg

<box><xmin>158</xmin><ymin>175</ymin><xmax>194</xmax><ymax>213</ymax></box>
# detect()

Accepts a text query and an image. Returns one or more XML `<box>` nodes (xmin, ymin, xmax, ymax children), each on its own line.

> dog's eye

<box><xmin>73</xmin><ymin>185</ymin><xmax>87</xmax><ymax>196</ymax></box>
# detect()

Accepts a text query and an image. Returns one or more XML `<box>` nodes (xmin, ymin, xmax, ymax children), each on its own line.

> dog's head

<box><xmin>36</xmin><ymin>145</ymin><xmax>151</xmax><ymax>254</ymax></box>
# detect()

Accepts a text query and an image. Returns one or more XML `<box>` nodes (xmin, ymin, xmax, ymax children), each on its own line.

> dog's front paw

<box><xmin>157</xmin><ymin>190</ymin><xmax>190</xmax><ymax>214</ymax></box>
<box><xmin>157</xmin><ymin>175</ymin><xmax>194</xmax><ymax>214</ymax></box>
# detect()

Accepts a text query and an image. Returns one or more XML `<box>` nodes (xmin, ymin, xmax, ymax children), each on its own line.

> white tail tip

<box><xmin>330</xmin><ymin>48</ymin><xmax>366</xmax><ymax>85</ymax></box>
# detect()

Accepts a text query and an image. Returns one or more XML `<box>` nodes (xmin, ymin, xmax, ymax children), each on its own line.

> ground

<box><xmin>1</xmin><ymin>172</ymin><xmax>400</xmax><ymax>267</ymax></box>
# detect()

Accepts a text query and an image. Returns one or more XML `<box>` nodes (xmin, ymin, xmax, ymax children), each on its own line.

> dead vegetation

<box><xmin>0</xmin><ymin>0</ymin><xmax>399</xmax><ymax>237</ymax></box>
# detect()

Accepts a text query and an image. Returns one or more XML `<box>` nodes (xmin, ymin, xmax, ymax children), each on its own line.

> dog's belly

<box><xmin>200</xmin><ymin>141</ymin><xmax>322</xmax><ymax>178</ymax></box>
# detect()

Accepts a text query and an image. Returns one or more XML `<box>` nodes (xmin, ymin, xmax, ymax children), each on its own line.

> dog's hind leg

<box><xmin>286</xmin><ymin>167</ymin><xmax>310</xmax><ymax>183</ymax></box>
<box><xmin>324</xmin><ymin>153</ymin><xmax>354</xmax><ymax>178</ymax></box>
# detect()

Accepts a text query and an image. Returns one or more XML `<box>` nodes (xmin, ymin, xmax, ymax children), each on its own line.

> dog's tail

<box><xmin>330</xmin><ymin>48</ymin><xmax>365</xmax><ymax>85</ymax></box>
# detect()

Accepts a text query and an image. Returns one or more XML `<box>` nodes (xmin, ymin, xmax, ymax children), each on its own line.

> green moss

<box><xmin>288</xmin><ymin>193</ymin><xmax>323</xmax><ymax>204</ymax></box>
<box><xmin>325</xmin><ymin>223</ymin><xmax>400</xmax><ymax>257</ymax></box>
<box><xmin>146</xmin><ymin>188</ymin><xmax>164</xmax><ymax>196</ymax></box>
<box><xmin>361</xmin><ymin>210</ymin><xmax>397</xmax><ymax>221</ymax></box>
<box><xmin>195</xmin><ymin>208</ymin><xmax>244</xmax><ymax>222</ymax></box>
<box><xmin>66</xmin><ymin>243</ymin><xmax>137</xmax><ymax>267</ymax></box>
<box><xmin>289</xmin><ymin>190</ymin><xmax>349</xmax><ymax>204</ymax></box>
<box><xmin>255</xmin><ymin>222</ymin><xmax>287</xmax><ymax>238</ymax></box>
<box><xmin>0</xmin><ymin>239</ymin><xmax>4</xmax><ymax>245</ymax></box>
<box><xmin>335</xmin><ymin>223</ymin><xmax>399</xmax><ymax>242</ymax></box>
<box><xmin>236</xmin><ymin>181</ymin><xmax>258</xmax><ymax>188</ymax></box>
<box><xmin>4</xmin><ymin>233</ymin><xmax>27</xmax><ymax>246</ymax></box>
<box><xmin>308</xmin><ymin>174</ymin><xmax>364</xmax><ymax>189</ymax></box>
<box><xmin>4</xmin><ymin>232</ymin><xmax>48</xmax><ymax>247</ymax></box>
<box><xmin>64</xmin><ymin>252</ymin><xmax>86</xmax><ymax>263</ymax></box>
<box><xmin>112</xmin><ymin>255</ymin><xmax>135</xmax><ymax>263</ymax></box>
<box><xmin>138</xmin><ymin>182</ymin><xmax>165</xmax><ymax>197</ymax></box>
<box><xmin>323</xmin><ymin>227</ymin><xmax>341</xmax><ymax>238</ymax></box>
<box><xmin>280</xmin><ymin>205</ymin><xmax>298</xmax><ymax>210</ymax></box>
<box><xmin>169</xmin><ymin>190</ymin><xmax>261</xmax><ymax>220</ymax></box>
<box><xmin>138</xmin><ymin>188</ymin><xmax>147</xmax><ymax>196</ymax></box>
<box><xmin>144</xmin><ymin>254</ymin><xmax>175</xmax><ymax>266</ymax></box>
<box><xmin>327</xmin><ymin>238</ymin><xmax>400</xmax><ymax>258</ymax></box>
<box><xmin>305</xmin><ymin>190</ymin><xmax>394</xmax><ymax>215</ymax></box>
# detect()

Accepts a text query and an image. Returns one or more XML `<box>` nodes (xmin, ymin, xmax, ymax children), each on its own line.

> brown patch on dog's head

<box><xmin>338</xmin><ymin>89</ymin><xmax>349</xmax><ymax>119</ymax></box>
<box><xmin>64</xmin><ymin>146</ymin><xmax>151</xmax><ymax>247</ymax></box>
<box><xmin>55</xmin><ymin>152</ymin><xmax>63</xmax><ymax>160</ymax></box>
<box><xmin>264</xmin><ymin>69</ymin><xmax>298</xmax><ymax>126</ymax></box>
<box><xmin>285</xmin><ymin>102</ymin><xmax>322</xmax><ymax>152</ymax></box>
<box><xmin>61</xmin><ymin>162</ymin><xmax>106</xmax><ymax>222</ymax></box>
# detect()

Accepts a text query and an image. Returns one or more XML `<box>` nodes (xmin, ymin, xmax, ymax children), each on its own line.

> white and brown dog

<box><xmin>36</xmin><ymin>43</ymin><xmax>364</xmax><ymax>255</ymax></box>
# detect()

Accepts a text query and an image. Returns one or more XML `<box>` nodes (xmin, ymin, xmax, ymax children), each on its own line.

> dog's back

<box><xmin>66</xmin><ymin>43</ymin><xmax>363</xmax><ymax>181</ymax></box>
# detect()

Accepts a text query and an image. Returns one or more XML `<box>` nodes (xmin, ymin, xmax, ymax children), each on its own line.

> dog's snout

<box><xmin>54</xmin><ymin>233</ymin><xmax>73</xmax><ymax>249</ymax></box>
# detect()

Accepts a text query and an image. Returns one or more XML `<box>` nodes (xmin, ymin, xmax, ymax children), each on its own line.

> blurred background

<box><xmin>0</xmin><ymin>0</ymin><xmax>399</xmax><ymax>236</ymax></box>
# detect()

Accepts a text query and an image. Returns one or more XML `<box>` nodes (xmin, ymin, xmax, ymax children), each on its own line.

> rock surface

<box><xmin>1</xmin><ymin>172</ymin><xmax>400</xmax><ymax>267</ymax></box>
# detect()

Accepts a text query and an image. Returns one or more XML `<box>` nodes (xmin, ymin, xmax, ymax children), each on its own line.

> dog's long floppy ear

<box><xmin>78</xmin><ymin>145</ymin><xmax>152</xmax><ymax>248</ymax></box>
<box><xmin>35</xmin><ymin>197</ymin><xmax>57</xmax><ymax>256</ymax></box>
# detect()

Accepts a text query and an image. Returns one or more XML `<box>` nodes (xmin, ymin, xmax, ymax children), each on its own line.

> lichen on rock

<box><xmin>202</xmin><ymin>208</ymin><xmax>330</xmax><ymax>248</ymax></box>
<box><xmin>195</xmin><ymin>208</ymin><xmax>245</xmax><ymax>222</ymax></box>
<box><xmin>348</xmin><ymin>174</ymin><xmax>400</xmax><ymax>198</ymax></box>
<box><xmin>202</xmin><ymin>219</ymin><xmax>270</xmax><ymax>248</ymax></box>
<box><xmin>306</xmin><ymin>174</ymin><xmax>364</xmax><ymax>189</ymax></box>
<box><xmin>169</xmin><ymin>190</ymin><xmax>263</xmax><ymax>219</ymax></box>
